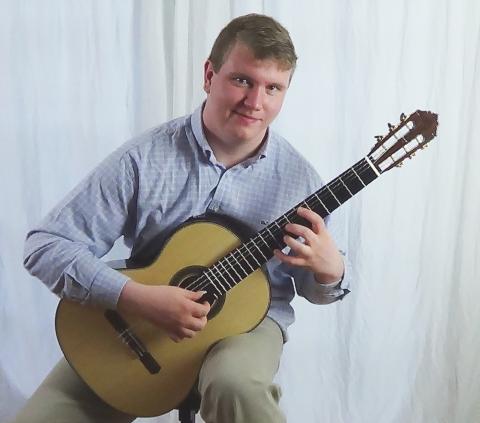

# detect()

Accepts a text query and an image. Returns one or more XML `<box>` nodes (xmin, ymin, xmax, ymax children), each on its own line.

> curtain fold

<box><xmin>1</xmin><ymin>1</ymin><xmax>479</xmax><ymax>422</ymax></box>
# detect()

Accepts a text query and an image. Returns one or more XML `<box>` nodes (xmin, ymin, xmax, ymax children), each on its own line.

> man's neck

<box><xmin>203</xmin><ymin>127</ymin><xmax>267</xmax><ymax>169</ymax></box>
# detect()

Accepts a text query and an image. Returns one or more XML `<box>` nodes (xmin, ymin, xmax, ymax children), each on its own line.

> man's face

<box><xmin>202</xmin><ymin>42</ymin><xmax>292</xmax><ymax>148</ymax></box>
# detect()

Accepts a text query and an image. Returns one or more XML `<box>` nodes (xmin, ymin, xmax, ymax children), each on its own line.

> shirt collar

<box><xmin>190</xmin><ymin>103</ymin><xmax>270</xmax><ymax>167</ymax></box>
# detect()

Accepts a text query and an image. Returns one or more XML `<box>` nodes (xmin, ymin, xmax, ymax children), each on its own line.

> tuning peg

<box><xmin>375</xmin><ymin>135</ymin><xmax>384</xmax><ymax>142</ymax></box>
<box><xmin>396</xmin><ymin>162</ymin><xmax>403</xmax><ymax>168</ymax></box>
<box><xmin>388</xmin><ymin>123</ymin><xmax>395</xmax><ymax>132</ymax></box>
<box><xmin>400</xmin><ymin>113</ymin><xmax>406</xmax><ymax>121</ymax></box>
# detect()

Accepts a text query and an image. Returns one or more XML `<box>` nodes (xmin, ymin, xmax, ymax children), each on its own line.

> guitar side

<box><xmin>54</xmin><ymin>109</ymin><xmax>439</xmax><ymax>417</ymax></box>
<box><xmin>55</xmin><ymin>217</ymin><xmax>271</xmax><ymax>417</ymax></box>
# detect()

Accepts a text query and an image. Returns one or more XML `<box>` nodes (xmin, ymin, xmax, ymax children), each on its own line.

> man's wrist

<box><xmin>314</xmin><ymin>258</ymin><xmax>345</xmax><ymax>285</ymax></box>
<box><xmin>314</xmin><ymin>275</ymin><xmax>343</xmax><ymax>287</ymax></box>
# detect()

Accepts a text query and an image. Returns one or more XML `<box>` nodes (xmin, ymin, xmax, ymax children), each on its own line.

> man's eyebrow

<box><xmin>228</xmin><ymin>72</ymin><xmax>287</xmax><ymax>89</ymax></box>
<box><xmin>228</xmin><ymin>72</ymin><xmax>251</xmax><ymax>80</ymax></box>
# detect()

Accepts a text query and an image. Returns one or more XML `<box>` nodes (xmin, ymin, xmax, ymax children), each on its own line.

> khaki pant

<box><xmin>12</xmin><ymin>318</ymin><xmax>285</xmax><ymax>423</ymax></box>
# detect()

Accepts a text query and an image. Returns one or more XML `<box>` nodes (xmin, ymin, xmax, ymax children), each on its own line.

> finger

<box><xmin>191</xmin><ymin>301</ymin><xmax>211</xmax><ymax>318</ymax></box>
<box><xmin>297</xmin><ymin>207</ymin><xmax>326</xmax><ymax>233</ymax></box>
<box><xmin>274</xmin><ymin>249</ymin><xmax>307</xmax><ymax>267</ymax></box>
<box><xmin>168</xmin><ymin>333</ymin><xmax>181</xmax><ymax>343</ymax></box>
<box><xmin>179</xmin><ymin>328</ymin><xmax>197</xmax><ymax>339</ymax></box>
<box><xmin>284</xmin><ymin>223</ymin><xmax>315</xmax><ymax>243</ymax></box>
<box><xmin>283</xmin><ymin>234</ymin><xmax>311</xmax><ymax>257</ymax></box>
<box><xmin>186</xmin><ymin>316</ymin><xmax>208</xmax><ymax>332</ymax></box>
<box><xmin>184</xmin><ymin>290</ymin><xmax>207</xmax><ymax>301</ymax></box>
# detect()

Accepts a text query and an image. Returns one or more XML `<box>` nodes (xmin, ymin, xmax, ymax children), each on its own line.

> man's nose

<box><xmin>244</xmin><ymin>87</ymin><xmax>263</xmax><ymax>110</ymax></box>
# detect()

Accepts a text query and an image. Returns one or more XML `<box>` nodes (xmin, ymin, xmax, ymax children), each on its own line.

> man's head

<box><xmin>202</xmin><ymin>14</ymin><xmax>297</xmax><ymax>157</ymax></box>
<box><xmin>208</xmin><ymin>13</ymin><xmax>297</xmax><ymax>75</ymax></box>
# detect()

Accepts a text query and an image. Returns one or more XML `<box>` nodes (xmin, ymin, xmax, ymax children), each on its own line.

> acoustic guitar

<box><xmin>56</xmin><ymin>110</ymin><xmax>438</xmax><ymax>416</ymax></box>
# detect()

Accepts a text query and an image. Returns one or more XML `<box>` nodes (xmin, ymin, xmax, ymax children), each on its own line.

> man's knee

<box><xmin>200</xmin><ymin>372</ymin><xmax>283</xmax><ymax>423</ymax></box>
<box><xmin>202</xmin><ymin>372</ymin><xmax>261</xmax><ymax>404</ymax></box>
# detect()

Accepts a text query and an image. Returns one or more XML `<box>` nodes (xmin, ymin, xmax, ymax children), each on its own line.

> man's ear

<box><xmin>203</xmin><ymin>60</ymin><xmax>215</xmax><ymax>94</ymax></box>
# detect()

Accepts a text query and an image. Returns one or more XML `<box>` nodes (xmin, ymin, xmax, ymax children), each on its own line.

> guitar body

<box><xmin>55</xmin><ymin>109</ymin><xmax>438</xmax><ymax>418</ymax></box>
<box><xmin>55</xmin><ymin>215</ymin><xmax>270</xmax><ymax>417</ymax></box>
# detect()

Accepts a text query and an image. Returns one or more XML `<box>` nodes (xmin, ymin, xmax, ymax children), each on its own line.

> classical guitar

<box><xmin>56</xmin><ymin>110</ymin><xmax>438</xmax><ymax>416</ymax></box>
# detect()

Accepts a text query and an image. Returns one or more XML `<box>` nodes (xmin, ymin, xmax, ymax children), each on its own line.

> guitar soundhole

<box><xmin>170</xmin><ymin>265</ymin><xmax>226</xmax><ymax>320</ymax></box>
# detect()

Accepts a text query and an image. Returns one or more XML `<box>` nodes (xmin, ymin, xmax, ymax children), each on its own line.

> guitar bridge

<box><xmin>104</xmin><ymin>309</ymin><xmax>161</xmax><ymax>374</ymax></box>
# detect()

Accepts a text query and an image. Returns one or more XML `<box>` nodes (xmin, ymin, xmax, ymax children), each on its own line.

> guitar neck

<box><xmin>200</xmin><ymin>157</ymin><xmax>380</xmax><ymax>300</ymax></box>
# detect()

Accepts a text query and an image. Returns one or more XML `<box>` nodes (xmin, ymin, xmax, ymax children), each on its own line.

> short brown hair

<box><xmin>208</xmin><ymin>14</ymin><xmax>297</xmax><ymax>73</ymax></box>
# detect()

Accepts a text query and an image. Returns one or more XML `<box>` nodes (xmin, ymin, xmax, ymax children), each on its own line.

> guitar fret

<box><xmin>204</xmin><ymin>271</ymin><xmax>222</xmax><ymax>297</ymax></box>
<box><xmin>330</xmin><ymin>179</ymin><xmax>352</xmax><ymax>204</ymax></box>
<box><xmin>314</xmin><ymin>193</ymin><xmax>331</xmax><ymax>214</ymax></box>
<box><xmin>342</xmin><ymin>168</ymin><xmax>364</xmax><ymax>195</ymax></box>
<box><xmin>202</xmin><ymin>157</ymin><xmax>383</xmax><ymax>295</ymax></box>
<box><xmin>358</xmin><ymin>162</ymin><xmax>379</xmax><ymax>185</ymax></box>
<box><xmin>326</xmin><ymin>185</ymin><xmax>341</xmax><ymax>205</ymax></box>
<box><xmin>365</xmin><ymin>155</ymin><xmax>381</xmax><ymax>177</ymax></box>
<box><xmin>252</xmin><ymin>241</ymin><xmax>268</xmax><ymax>261</ymax></box>
<box><xmin>351</xmin><ymin>167</ymin><xmax>366</xmax><ymax>187</ymax></box>
<box><xmin>243</xmin><ymin>243</ymin><xmax>262</xmax><ymax>267</ymax></box>
<box><xmin>264</xmin><ymin>226</ymin><xmax>283</xmax><ymax>249</ymax></box>
<box><xmin>217</xmin><ymin>260</ymin><xmax>236</xmax><ymax>288</ymax></box>
<box><xmin>257</xmin><ymin>232</ymin><xmax>272</xmax><ymax>250</ymax></box>
<box><xmin>237</xmin><ymin>248</ymin><xmax>255</xmax><ymax>272</ymax></box>
<box><xmin>340</xmin><ymin>177</ymin><xmax>353</xmax><ymax>196</ymax></box>
<box><xmin>228</xmin><ymin>252</ymin><xmax>249</xmax><ymax>278</ymax></box>
<box><xmin>302</xmin><ymin>200</ymin><xmax>312</xmax><ymax>210</ymax></box>
<box><xmin>57</xmin><ymin>108</ymin><xmax>440</xmax><ymax>417</ymax></box>
<box><xmin>212</xmin><ymin>263</ymin><xmax>230</xmax><ymax>291</ymax></box>
<box><xmin>224</xmin><ymin>256</ymin><xmax>243</xmax><ymax>281</ymax></box>
<box><xmin>218</xmin><ymin>260</ymin><xmax>239</xmax><ymax>285</ymax></box>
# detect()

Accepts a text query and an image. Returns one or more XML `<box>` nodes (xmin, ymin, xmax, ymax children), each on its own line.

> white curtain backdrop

<box><xmin>1</xmin><ymin>1</ymin><xmax>479</xmax><ymax>422</ymax></box>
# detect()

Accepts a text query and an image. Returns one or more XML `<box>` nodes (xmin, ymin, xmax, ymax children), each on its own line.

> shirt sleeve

<box><xmin>291</xmin><ymin>211</ymin><xmax>352</xmax><ymax>304</ymax></box>
<box><xmin>288</xmin><ymin>164</ymin><xmax>352</xmax><ymax>305</ymax></box>
<box><xmin>23</xmin><ymin>148</ymin><xmax>138</xmax><ymax>309</ymax></box>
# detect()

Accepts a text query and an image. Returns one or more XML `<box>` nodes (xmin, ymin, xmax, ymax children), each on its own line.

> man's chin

<box><xmin>230</xmin><ymin>127</ymin><xmax>266</xmax><ymax>145</ymax></box>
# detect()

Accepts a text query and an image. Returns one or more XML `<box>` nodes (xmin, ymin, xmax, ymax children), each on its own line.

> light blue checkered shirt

<box><xmin>24</xmin><ymin>105</ymin><xmax>351</xmax><ymax>335</ymax></box>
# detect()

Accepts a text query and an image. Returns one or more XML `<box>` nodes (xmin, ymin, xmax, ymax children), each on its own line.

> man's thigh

<box><xmin>11</xmin><ymin>358</ymin><xmax>135</xmax><ymax>423</ymax></box>
<box><xmin>197</xmin><ymin>317</ymin><xmax>285</xmax><ymax>422</ymax></box>
<box><xmin>199</xmin><ymin>317</ymin><xmax>284</xmax><ymax>387</ymax></box>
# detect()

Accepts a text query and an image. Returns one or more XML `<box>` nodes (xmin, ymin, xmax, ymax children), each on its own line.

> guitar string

<box><xmin>183</xmin><ymin>132</ymin><xmax>423</xmax><ymax>295</ymax></box>
<box><xmin>114</xmin><ymin>155</ymin><xmax>374</xmax><ymax>341</ymax></box>
<box><xmin>182</xmin><ymin>157</ymin><xmax>379</xmax><ymax>295</ymax></box>
<box><xmin>112</xmin><ymin>133</ymin><xmax>421</xmax><ymax>340</ymax></box>
<box><xmin>116</xmin><ymin>153</ymin><xmax>375</xmax><ymax>342</ymax></box>
<box><xmin>184</xmin><ymin>156</ymin><xmax>383</xmax><ymax>294</ymax></box>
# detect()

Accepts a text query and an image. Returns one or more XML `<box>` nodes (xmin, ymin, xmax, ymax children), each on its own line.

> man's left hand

<box><xmin>273</xmin><ymin>206</ymin><xmax>344</xmax><ymax>284</ymax></box>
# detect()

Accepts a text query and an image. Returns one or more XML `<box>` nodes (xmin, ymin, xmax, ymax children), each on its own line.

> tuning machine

<box><xmin>400</xmin><ymin>113</ymin><xmax>407</xmax><ymax>122</ymax></box>
<box><xmin>388</xmin><ymin>123</ymin><xmax>396</xmax><ymax>132</ymax></box>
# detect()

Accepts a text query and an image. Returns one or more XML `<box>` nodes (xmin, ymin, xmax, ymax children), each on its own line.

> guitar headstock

<box><xmin>369</xmin><ymin>110</ymin><xmax>438</xmax><ymax>173</ymax></box>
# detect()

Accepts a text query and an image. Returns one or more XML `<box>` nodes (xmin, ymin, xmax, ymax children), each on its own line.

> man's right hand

<box><xmin>117</xmin><ymin>280</ymin><xmax>211</xmax><ymax>342</ymax></box>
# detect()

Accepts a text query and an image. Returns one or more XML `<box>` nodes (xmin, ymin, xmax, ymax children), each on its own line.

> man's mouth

<box><xmin>233</xmin><ymin>111</ymin><xmax>261</xmax><ymax>123</ymax></box>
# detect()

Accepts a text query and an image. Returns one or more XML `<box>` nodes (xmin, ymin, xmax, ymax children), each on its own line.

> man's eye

<box><xmin>234</xmin><ymin>77</ymin><xmax>249</xmax><ymax>86</ymax></box>
<box><xmin>267</xmin><ymin>85</ymin><xmax>280</xmax><ymax>95</ymax></box>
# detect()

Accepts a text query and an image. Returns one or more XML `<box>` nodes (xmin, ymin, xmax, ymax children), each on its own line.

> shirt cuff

<box><xmin>89</xmin><ymin>265</ymin><xmax>131</xmax><ymax>309</ymax></box>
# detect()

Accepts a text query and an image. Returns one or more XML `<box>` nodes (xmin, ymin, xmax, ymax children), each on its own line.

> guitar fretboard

<box><xmin>192</xmin><ymin>157</ymin><xmax>379</xmax><ymax>299</ymax></box>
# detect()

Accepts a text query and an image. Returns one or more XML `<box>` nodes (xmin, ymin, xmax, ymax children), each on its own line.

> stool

<box><xmin>177</xmin><ymin>389</ymin><xmax>200</xmax><ymax>423</ymax></box>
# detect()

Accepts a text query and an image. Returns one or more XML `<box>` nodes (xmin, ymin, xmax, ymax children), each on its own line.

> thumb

<box><xmin>184</xmin><ymin>290</ymin><xmax>207</xmax><ymax>301</ymax></box>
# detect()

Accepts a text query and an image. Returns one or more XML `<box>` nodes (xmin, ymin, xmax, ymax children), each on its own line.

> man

<box><xmin>14</xmin><ymin>13</ymin><xmax>349</xmax><ymax>423</ymax></box>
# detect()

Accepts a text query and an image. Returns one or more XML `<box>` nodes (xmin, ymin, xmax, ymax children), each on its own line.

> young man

<box><xmin>15</xmin><ymin>13</ymin><xmax>349</xmax><ymax>423</ymax></box>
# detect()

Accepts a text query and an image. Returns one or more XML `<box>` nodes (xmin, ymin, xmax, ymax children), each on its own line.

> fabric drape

<box><xmin>1</xmin><ymin>1</ymin><xmax>479</xmax><ymax>422</ymax></box>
